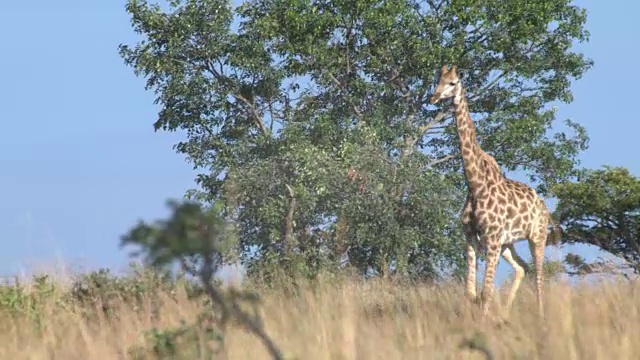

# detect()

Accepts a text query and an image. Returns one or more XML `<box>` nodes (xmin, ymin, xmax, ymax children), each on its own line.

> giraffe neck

<box><xmin>452</xmin><ymin>86</ymin><xmax>486</xmax><ymax>194</ymax></box>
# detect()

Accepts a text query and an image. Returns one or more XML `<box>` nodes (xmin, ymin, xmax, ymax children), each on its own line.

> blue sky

<box><xmin>0</xmin><ymin>1</ymin><xmax>636</xmax><ymax>284</ymax></box>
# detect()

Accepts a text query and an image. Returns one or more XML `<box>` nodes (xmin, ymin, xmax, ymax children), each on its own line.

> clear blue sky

<box><xmin>0</xmin><ymin>1</ymin><xmax>636</xmax><ymax>283</ymax></box>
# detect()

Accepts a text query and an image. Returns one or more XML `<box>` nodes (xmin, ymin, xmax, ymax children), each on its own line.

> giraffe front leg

<box><xmin>461</xmin><ymin>195</ymin><xmax>478</xmax><ymax>302</ymax></box>
<box><xmin>480</xmin><ymin>235</ymin><xmax>501</xmax><ymax>319</ymax></box>
<box><xmin>465</xmin><ymin>241</ymin><xmax>478</xmax><ymax>302</ymax></box>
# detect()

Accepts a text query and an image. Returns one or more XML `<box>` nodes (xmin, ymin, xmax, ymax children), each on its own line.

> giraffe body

<box><xmin>430</xmin><ymin>65</ymin><xmax>561</xmax><ymax>319</ymax></box>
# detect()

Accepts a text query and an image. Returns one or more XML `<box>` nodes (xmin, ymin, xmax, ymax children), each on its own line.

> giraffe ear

<box><xmin>457</xmin><ymin>70</ymin><xmax>466</xmax><ymax>81</ymax></box>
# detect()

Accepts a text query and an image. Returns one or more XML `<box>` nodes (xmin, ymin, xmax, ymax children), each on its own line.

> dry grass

<box><xmin>1</xmin><ymin>273</ymin><xmax>639</xmax><ymax>359</ymax></box>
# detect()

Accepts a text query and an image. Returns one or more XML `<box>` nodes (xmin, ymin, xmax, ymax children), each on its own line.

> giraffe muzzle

<box><xmin>429</xmin><ymin>93</ymin><xmax>441</xmax><ymax>104</ymax></box>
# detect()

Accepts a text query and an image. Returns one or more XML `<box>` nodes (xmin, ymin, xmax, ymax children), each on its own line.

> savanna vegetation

<box><xmin>2</xmin><ymin>267</ymin><xmax>640</xmax><ymax>359</ymax></box>
<box><xmin>3</xmin><ymin>0</ymin><xmax>640</xmax><ymax>359</ymax></box>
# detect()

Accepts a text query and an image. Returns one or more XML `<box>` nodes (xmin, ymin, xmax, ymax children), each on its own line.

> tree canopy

<box><xmin>119</xmin><ymin>0</ymin><xmax>592</xmax><ymax>280</ymax></box>
<box><xmin>554</xmin><ymin>167</ymin><xmax>640</xmax><ymax>274</ymax></box>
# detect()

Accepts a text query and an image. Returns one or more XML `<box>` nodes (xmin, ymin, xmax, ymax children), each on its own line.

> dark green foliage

<box><xmin>554</xmin><ymin>167</ymin><xmax>640</xmax><ymax>274</ymax></box>
<box><xmin>119</xmin><ymin>0</ymin><xmax>592</xmax><ymax>280</ymax></box>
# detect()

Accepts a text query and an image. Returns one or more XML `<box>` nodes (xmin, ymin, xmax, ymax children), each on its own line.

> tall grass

<box><xmin>0</xmin><ymin>268</ymin><xmax>638</xmax><ymax>359</ymax></box>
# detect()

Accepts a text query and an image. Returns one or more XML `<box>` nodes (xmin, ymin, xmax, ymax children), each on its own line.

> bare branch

<box><xmin>468</xmin><ymin>71</ymin><xmax>508</xmax><ymax>102</ymax></box>
<box><xmin>420</xmin><ymin>109</ymin><xmax>454</xmax><ymax>135</ymax></box>
<box><xmin>424</xmin><ymin>125</ymin><xmax>449</xmax><ymax>135</ymax></box>
<box><xmin>426</xmin><ymin>154</ymin><xmax>455</xmax><ymax>169</ymax></box>
<box><xmin>401</xmin><ymin>109</ymin><xmax>453</xmax><ymax>157</ymax></box>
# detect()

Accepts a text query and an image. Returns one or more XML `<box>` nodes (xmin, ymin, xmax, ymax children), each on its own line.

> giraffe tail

<box><xmin>546</xmin><ymin>212</ymin><xmax>563</xmax><ymax>246</ymax></box>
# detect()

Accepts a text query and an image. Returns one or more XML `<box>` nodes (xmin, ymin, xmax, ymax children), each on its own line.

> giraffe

<box><xmin>429</xmin><ymin>65</ymin><xmax>561</xmax><ymax>320</ymax></box>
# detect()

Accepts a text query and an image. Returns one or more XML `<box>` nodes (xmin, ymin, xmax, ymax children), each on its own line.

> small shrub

<box><xmin>68</xmin><ymin>265</ymin><xmax>178</xmax><ymax>321</ymax></box>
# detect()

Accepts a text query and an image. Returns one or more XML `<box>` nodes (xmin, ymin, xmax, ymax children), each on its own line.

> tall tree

<box><xmin>119</xmin><ymin>0</ymin><xmax>592</xmax><ymax>280</ymax></box>
<box><xmin>554</xmin><ymin>167</ymin><xmax>640</xmax><ymax>274</ymax></box>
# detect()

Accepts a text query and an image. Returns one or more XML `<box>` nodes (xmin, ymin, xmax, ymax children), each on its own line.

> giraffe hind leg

<box><xmin>500</xmin><ymin>244</ymin><xmax>526</xmax><ymax>319</ymax></box>
<box><xmin>464</xmin><ymin>238</ymin><xmax>478</xmax><ymax>302</ymax></box>
<box><xmin>529</xmin><ymin>232</ymin><xmax>547</xmax><ymax>319</ymax></box>
<box><xmin>510</xmin><ymin>244</ymin><xmax>530</xmax><ymax>274</ymax></box>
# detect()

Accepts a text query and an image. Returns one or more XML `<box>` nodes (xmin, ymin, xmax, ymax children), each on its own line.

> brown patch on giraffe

<box><xmin>519</xmin><ymin>202</ymin><xmax>528</xmax><ymax>214</ymax></box>
<box><xmin>512</xmin><ymin>216</ymin><xmax>522</xmax><ymax>229</ymax></box>
<box><xmin>488</xmin><ymin>213</ymin><xmax>496</xmax><ymax>223</ymax></box>
<box><xmin>486</xmin><ymin>198</ymin><xmax>495</xmax><ymax>210</ymax></box>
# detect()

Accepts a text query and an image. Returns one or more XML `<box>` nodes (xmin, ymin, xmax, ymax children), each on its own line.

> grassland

<box><xmin>0</xmin><ymin>268</ymin><xmax>638</xmax><ymax>360</ymax></box>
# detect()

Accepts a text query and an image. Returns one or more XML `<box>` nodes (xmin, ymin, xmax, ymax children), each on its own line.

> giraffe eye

<box><xmin>449</xmin><ymin>82</ymin><xmax>456</xmax><ymax>86</ymax></box>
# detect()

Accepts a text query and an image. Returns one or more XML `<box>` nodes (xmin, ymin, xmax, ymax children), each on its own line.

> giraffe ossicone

<box><xmin>431</xmin><ymin>65</ymin><xmax>562</xmax><ymax>320</ymax></box>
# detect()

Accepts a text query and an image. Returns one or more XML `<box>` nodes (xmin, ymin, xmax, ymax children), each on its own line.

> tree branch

<box><xmin>200</xmin><ymin>60</ymin><xmax>271</xmax><ymax>136</ymax></box>
<box><xmin>283</xmin><ymin>184</ymin><xmax>296</xmax><ymax>255</ymax></box>
<box><xmin>191</xmin><ymin>253</ymin><xmax>285</xmax><ymax>360</ymax></box>
<box><xmin>426</xmin><ymin>154</ymin><xmax>455</xmax><ymax>169</ymax></box>
<box><xmin>202</xmin><ymin>270</ymin><xmax>285</xmax><ymax>360</ymax></box>
<box><xmin>468</xmin><ymin>71</ymin><xmax>508</xmax><ymax>102</ymax></box>
<box><xmin>298</xmin><ymin>54</ymin><xmax>364</xmax><ymax>121</ymax></box>
<box><xmin>420</xmin><ymin>109</ymin><xmax>454</xmax><ymax>135</ymax></box>
<box><xmin>232</xmin><ymin>91</ymin><xmax>271</xmax><ymax>136</ymax></box>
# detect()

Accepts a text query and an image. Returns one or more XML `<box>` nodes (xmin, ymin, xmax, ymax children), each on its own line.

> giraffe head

<box><xmin>429</xmin><ymin>65</ymin><xmax>463</xmax><ymax>104</ymax></box>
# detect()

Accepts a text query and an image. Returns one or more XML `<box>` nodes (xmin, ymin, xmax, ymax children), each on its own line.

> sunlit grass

<box><xmin>0</xmin><ymin>270</ymin><xmax>638</xmax><ymax>359</ymax></box>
